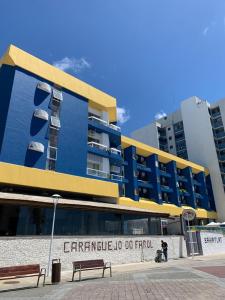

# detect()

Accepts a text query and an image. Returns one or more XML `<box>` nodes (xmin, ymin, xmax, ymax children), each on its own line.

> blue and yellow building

<box><xmin>0</xmin><ymin>45</ymin><xmax>217</xmax><ymax>236</ymax></box>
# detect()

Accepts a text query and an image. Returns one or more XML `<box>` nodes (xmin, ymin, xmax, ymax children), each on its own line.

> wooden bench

<box><xmin>72</xmin><ymin>259</ymin><xmax>112</xmax><ymax>281</ymax></box>
<box><xmin>0</xmin><ymin>264</ymin><xmax>46</xmax><ymax>287</ymax></box>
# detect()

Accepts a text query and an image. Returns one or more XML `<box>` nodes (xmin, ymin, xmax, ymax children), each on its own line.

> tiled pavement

<box><xmin>1</xmin><ymin>257</ymin><xmax>225</xmax><ymax>299</ymax></box>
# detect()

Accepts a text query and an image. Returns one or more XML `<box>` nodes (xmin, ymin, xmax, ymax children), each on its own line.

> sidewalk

<box><xmin>0</xmin><ymin>256</ymin><xmax>225</xmax><ymax>299</ymax></box>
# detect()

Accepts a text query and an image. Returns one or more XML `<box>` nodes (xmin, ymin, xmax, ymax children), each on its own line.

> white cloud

<box><xmin>53</xmin><ymin>57</ymin><xmax>91</xmax><ymax>73</ymax></box>
<box><xmin>117</xmin><ymin>107</ymin><xmax>130</xmax><ymax>124</ymax></box>
<box><xmin>203</xmin><ymin>26</ymin><xmax>209</xmax><ymax>36</ymax></box>
<box><xmin>154</xmin><ymin>110</ymin><xmax>167</xmax><ymax>120</ymax></box>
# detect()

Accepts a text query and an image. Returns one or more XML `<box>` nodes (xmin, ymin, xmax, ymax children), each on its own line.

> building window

<box><xmin>47</xmin><ymin>146</ymin><xmax>57</xmax><ymax>160</ymax></box>
<box><xmin>169</xmin><ymin>136</ymin><xmax>172</xmax><ymax>140</ymax></box>
<box><xmin>51</xmin><ymin>98</ymin><xmax>61</xmax><ymax>117</ymax></box>
<box><xmin>87</xmin><ymin>153</ymin><xmax>102</xmax><ymax>171</ymax></box>
<box><xmin>46</xmin><ymin>88</ymin><xmax>62</xmax><ymax>171</ymax></box>
<box><xmin>169</xmin><ymin>145</ymin><xmax>173</xmax><ymax>149</ymax></box>
<box><xmin>87</xmin><ymin>162</ymin><xmax>100</xmax><ymax>171</ymax></box>
<box><xmin>46</xmin><ymin>159</ymin><xmax>56</xmax><ymax>171</ymax></box>
<box><xmin>0</xmin><ymin>203</ymin><xmax>164</xmax><ymax>236</ymax></box>
<box><xmin>167</xmin><ymin>127</ymin><xmax>171</xmax><ymax>131</ymax></box>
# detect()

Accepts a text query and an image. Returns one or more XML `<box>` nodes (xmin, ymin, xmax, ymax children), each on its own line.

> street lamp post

<box><xmin>47</xmin><ymin>194</ymin><xmax>62</xmax><ymax>276</ymax></box>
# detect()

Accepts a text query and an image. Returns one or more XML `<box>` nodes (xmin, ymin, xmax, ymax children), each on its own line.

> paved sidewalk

<box><xmin>0</xmin><ymin>255</ymin><xmax>225</xmax><ymax>299</ymax></box>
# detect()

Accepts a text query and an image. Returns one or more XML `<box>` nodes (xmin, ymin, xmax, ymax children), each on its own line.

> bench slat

<box><xmin>73</xmin><ymin>259</ymin><xmax>104</xmax><ymax>269</ymax></box>
<box><xmin>0</xmin><ymin>265</ymin><xmax>40</xmax><ymax>278</ymax></box>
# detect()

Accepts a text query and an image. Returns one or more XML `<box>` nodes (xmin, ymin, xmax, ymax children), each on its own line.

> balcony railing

<box><xmin>218</xmin><ymin>154</ymin><xmax>225</xmax><ymax>161</ymax></box>
<box><xmin>87</xmin><ymin>168</ymin><xmax>123</xmax><ymax>181</ymax></box>
<box><xmin>110</xmin><ymin>148</ymin><xmax>121</xmax><ymax>155</ymax></box>
<box><xmin>175</xmin><ymin>136</ymin><xmax>186</xmax><ymax>143</ymax></box>
<box><xmin>88</xmin><ymin>116</ymin><xmax>121</xmax><ymax>132</ymax></box>
<box><xmin>220</xmin><ymin>168</ymin><xmax>225</xmax><ymax>174</ymax></box>
<box><xmin>211</xmin><ymin>121</ymin><xmax>224</xmax><ymax>129</ymax></box>
<box><xmin>214</xmin><ymin>131</ymin><xmax>225</xmax><ymax>139</ymax></box>
<box><xmin>211</xmin><ymin>111</ymin><xmax>221</xmax><ymax>118</ymax></box>
<box><xmin>109</xmin><ymin>123</ymin><xmax>121</xmax><ymax>132</ymax></box>
<box><xmin>161</xmin><ymin>185</ymin><xmax>170</xmax><ymax>190</ymax></box>
<box><xmin>111</xmin><ymin>174</ymin><xmax>123</xmax><ymax>181</ymax></box>
<box><xmin>88</xmin><ymin>142</ymin><xmax>121</xmax><ymax>156</ymax></box>
<box><xmin>216</xmin><ymin>143</ymin><xmax>225</xmax><ymax>150</ymax></box>
<box><xmin>174</xmin><ymin>128</ymin><xmax>184</xmax><ymax>134</ymax></box>
<box><xmin>88</xmin><ymin>141</ymin><xmax>108</xmax><ymax>151</ymax></box>
<box><xmin>87</xmin><ymin>168</ymin><xmax>109</xmax><ymax>179</ymax></box>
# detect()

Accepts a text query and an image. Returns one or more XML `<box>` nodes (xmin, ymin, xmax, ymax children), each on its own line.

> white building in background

<box><xmin>132</xmin><ymin>96</ymin><xmax>225</xmax><ymax>221</ymax></box>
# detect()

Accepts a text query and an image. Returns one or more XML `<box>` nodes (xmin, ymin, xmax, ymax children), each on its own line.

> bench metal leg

<box><xmin>43</xmin><ymin>274</ymin><xmax>46</xmax><ymax>287</ymax></box>
<box><xmin>37</xmin><ymin>275</ymin><xmax>40</xmax><ymax>287</ymax></box>
<box><xmin>102</xmin><ymin>268</ymin><xmax>105</xmax><ymax>278</ymax></box>
<box><xmin>72</xmin><ymin>270</ymin><xmax>76</xmax><ymax>282</ymax></box>
<box><xmin>110</xmin><ymin>266</ymin><xmax>112</xmax><ymax>277</ymax></box>
<box><xmin>79</xmin><ymin>269</ymin><xmax>81</xmax><ymax>281</ymax></box>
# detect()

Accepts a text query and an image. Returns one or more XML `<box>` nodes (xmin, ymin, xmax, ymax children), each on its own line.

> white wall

<box><xmin>0</xmin><ymin>236</ymin><xmax>187</xmax><ymax>270</ymax></box>
<box><xmin>181</xmin><ymin>97</ymin><xmax>225</xmax><ymax>221</ymax></box>
<box><xmin>200</xmin><ymin>231</ymin><xmax>225</xmax><ymax>255</ymax></box>
<box><xmin>131</xmin><ymin>123</ymin><xmax>160</xmax><ymax>148</ymax></box>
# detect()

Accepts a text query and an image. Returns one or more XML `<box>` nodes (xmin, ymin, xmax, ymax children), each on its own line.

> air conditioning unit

<box><xmin>52</xmin><ymin>89</ymin><xmax>63</xmax><ymax>101</ymax></box>
<box><xmin>37</xmin><ymin>82</ymin><xmax>52</xmax><ymax>94</ymax></box>
<box><xmin>28</xmin><ymin>142</ymin><xmax>45</xmax><ymax>153</ymax></box>
<box><xmin>51</xmin><ymin>116</ymin><xmax>61</xmax><ymax>128</ymax></box>
<box><xmin>34</xmin><ymin>109</ymin><xmax>49</xmax><ymax>121</ymax></box>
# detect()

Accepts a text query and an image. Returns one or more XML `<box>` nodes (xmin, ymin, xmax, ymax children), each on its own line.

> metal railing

<box><xmin>111</xmin><ymin>174</ymin><xmax>123</xmax><ymax>181</ymax></box>
<box><xmin>88</xmin><ymin>116</ymin><xmax>121</xmax><ymax>132</ymax></box>
<box><xmin>87</xmin><ymin>168</ymin><xmax>123</xmax><ymax>181</ymax></box>
<box><xmin>218</xmin><ymin>154</ymin><xmax>225</xmax><ymax>161</ymax></box>
<box><xmin>87</xmin><ymin>168</ymin><xmax>109</xmax><ymax>178</ymax></box>
<box><xmin>88</xmin><ymin>141</ymin><xmax>108</xmax><ymax>151</ymax></box>
<box><xmin>161</xmin><ymin>185</ymin><xmax>170</xmax><ymax>190</ymax></box>
<box><xmin>88</xmin><ymin>142</ymin><xmax>121</xmax><ymax>156</ymax></box>
<box><xmin>211</xmin><ymin>121</ymin><xmax>224</xmax><ymax>129</ymax></box>
<box><xmin>210</xmin><ymin>111</ymin><xmax>221</xmax><ymax>118</ymax></box>
<box><xmin>110</xmin><ymin>148</ymin><xmax>121</xmax><ymax>155</ymax></box>
<box><xmin>109</xmin><ymin>123</ymin><xmax>121</xmax><ymax>132</ymax></box>
<box><xmin>214</xmin><ymin>131</ymin><xmax>225</xmax><ymax>139</ymax></box>
<box><xmin>216</xmin><ymin>143</ymin><xmax>225</xmax><ymax>150</ymax></box>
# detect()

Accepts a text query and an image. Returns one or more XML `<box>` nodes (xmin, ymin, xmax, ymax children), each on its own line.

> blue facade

<box><xmin>57</xmin><ymin>91</ymin><xmax>88</xmax><ymax>176</ymax></box>
<box><xmin>0</xmin><ymin>65</ymin><xmax>15</xmax><ymax>154</ymax></box>
<box><xmin>0</xmin><ymin>67</ymin><xmax>50</xmax><ymax>169</ymax></box>
<box><xmin>0</xmin><ymin>67</ymin><xmax>89</xmax><ymax>176</ymax></box>
<box><xmin>122</xmin><ymin>146</ymin><xmax>215</xmax><ymax>211</ymax></box>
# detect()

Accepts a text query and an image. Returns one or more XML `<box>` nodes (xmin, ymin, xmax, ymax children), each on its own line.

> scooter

<box><xmin>154</xmin><ymin>249</ymin><xmax>163</xmax><ymax>263</ymax></box>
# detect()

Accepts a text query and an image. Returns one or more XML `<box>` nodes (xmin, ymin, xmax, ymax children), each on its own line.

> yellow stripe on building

<box><xmin>117</xmin><ymin>197</ymin><xmax>217</xmax><ymax>219</ymax></box>
<box><xmin>121</xmin><ymin>136</ymin><xmax>209</xmax><ymax>174</ymax></box>
<box><xmin>0</xmin><ymin>162</ymin><xmax>119</xmax><ymax>198</ymax></box>
<box><xmin>0</xmin><ymin>45</ymin><xmax>117</xmax><ymax>122</ymax></box>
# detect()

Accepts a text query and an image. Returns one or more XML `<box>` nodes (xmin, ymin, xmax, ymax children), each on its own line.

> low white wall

<box><xmin>200</xmin><ymin>231</ymin><xmax>225</xmax><ymax>255</ymax></box>
<box><xmin>0</xmin><ymin>235</ymin><xmax>187</xmax><ymax>270</ymax></box>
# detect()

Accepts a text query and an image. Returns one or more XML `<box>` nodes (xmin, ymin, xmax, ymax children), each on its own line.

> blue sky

<box><xmin>1</xmin><ymin>0</ymin><xmax>225</xmax><ymax>135</ymax></box>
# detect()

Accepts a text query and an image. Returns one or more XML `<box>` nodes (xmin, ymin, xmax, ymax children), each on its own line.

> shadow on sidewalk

<box><xmin>0</xmin><ymin>285</ymin><xmax>37</xmax><ymax>294</ymax></box>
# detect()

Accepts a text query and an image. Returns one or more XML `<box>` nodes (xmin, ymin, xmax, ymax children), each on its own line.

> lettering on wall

<box><xmin>64</xmin><ymin>239</ymin><xmax>153</xmax><ymax>253</ymax></box>
<box><xmin>203</xmin><ymin>237</ymin><xmax>222</xmax><ymax>244</ymax></box>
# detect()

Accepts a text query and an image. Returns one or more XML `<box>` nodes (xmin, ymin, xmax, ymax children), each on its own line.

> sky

<box><xmin>1</xmin><ymin>0</ymin><xmax>225</xmax><ymax>135</ymax></box>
